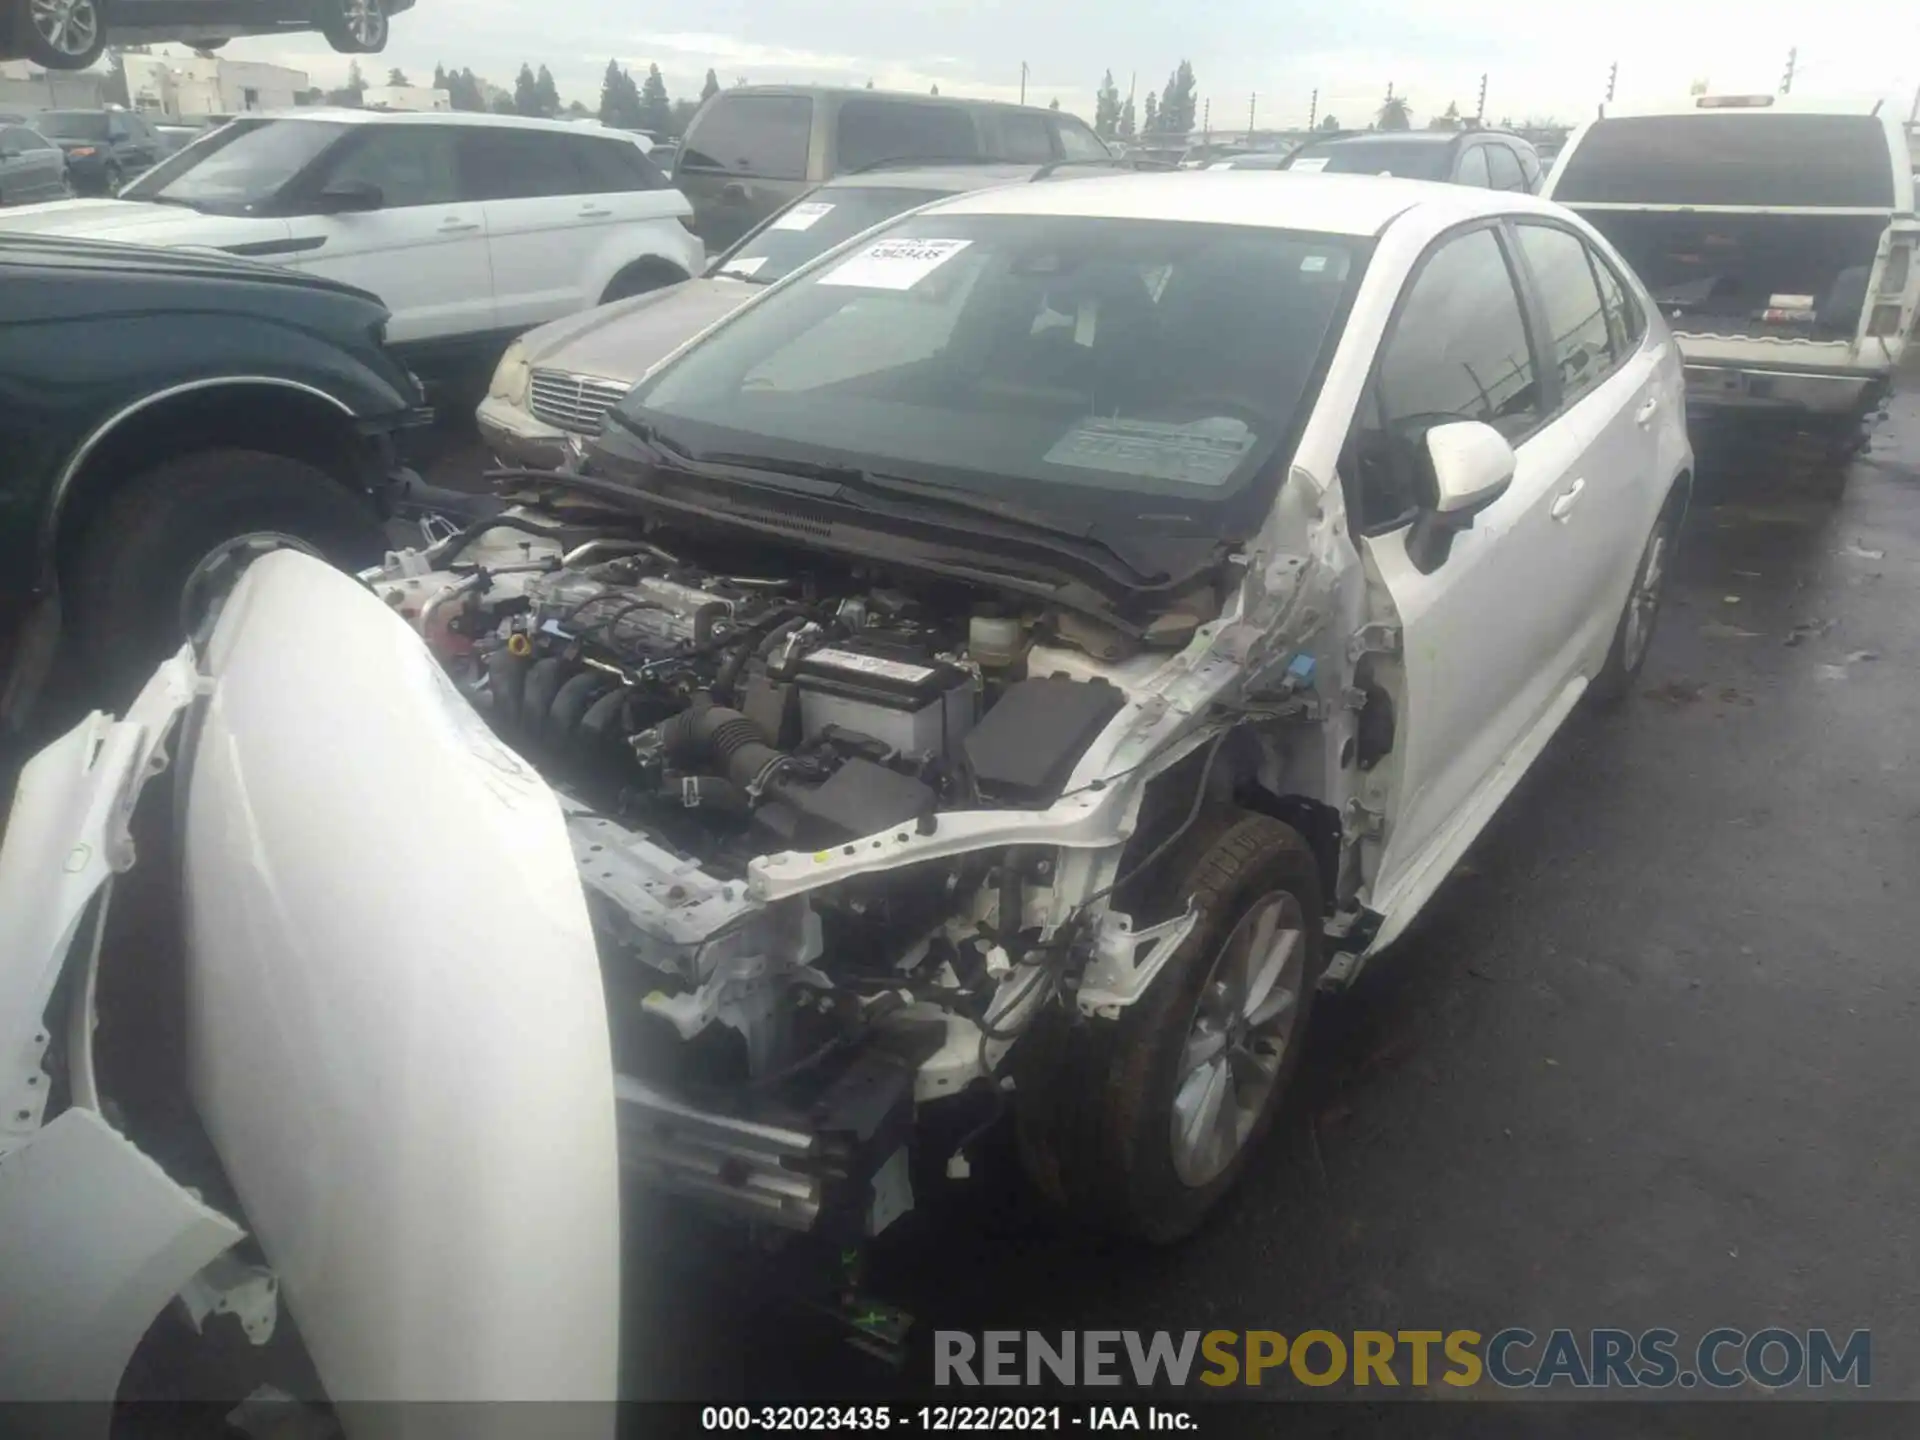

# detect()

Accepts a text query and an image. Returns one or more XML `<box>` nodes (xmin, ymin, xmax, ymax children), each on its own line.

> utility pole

<box><xmin>1606</xmin><ymin>61</ymin><xmax>1618</xmax><ymax>102</ymax></box>
<box><xmin>1780</xmin><ymin>46</ymin><xmax>1796</xmax><ymax>95</ymax></box>
<box><xmin>1203</xmin><ymin>97</ymin><xmax>1211</xmax><ymax>146</ymax></box>
<box><xmin>1019</xmin><ymin>61</ymin><xmax>1028</xmax><ymax>106</ymax></box>
<box><xmin>1308</xmin><ymin>88</ymin><xmax>1318</xmax><ymax>131</ymax></box>
<box><xmin>1247</xmin><ymin>92</ymin><xmax>1257</xmax><ymax>141</ymax></box>
<box><xmin>1477</xmin><ymin>73</ymin><xmax>1488</xmax><ymax>124</ymax></box>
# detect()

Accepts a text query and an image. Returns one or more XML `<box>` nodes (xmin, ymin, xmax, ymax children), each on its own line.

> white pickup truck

<box><xmin>1545</xmin><ymin>96</ymin><xmax>1920</xmax><ymax>421</ymax></box>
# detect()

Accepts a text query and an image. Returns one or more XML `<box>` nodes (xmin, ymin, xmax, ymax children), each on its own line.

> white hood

<box><xmin>0</xmin><ymin>198</ymin><xmax>285</xmax><ymax>250</ymax></box>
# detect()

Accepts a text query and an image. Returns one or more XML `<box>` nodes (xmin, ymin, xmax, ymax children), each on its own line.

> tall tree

<box><xmin>387</xmin><ymin>67</ymin><xmax>410</xmax><ymax>87</ymax></box>
<box><xmin>639</xmin><ymin>64</ymin><xmax>674</xmax><ymax>134</ymax></box>
<box><xmin>534</xmin><ymin>64</ymin><xmax>561</xmax><ymax>117</ymax></box>
<box><xmin>1159</xmin><ymin>59</ymin><xmax>1197</xmax><ymax>134</ymax></box>
<box><xmin>701</xmin><ymin>68</ymin><xmax>721</xmax><ymax>102</ymax></box>
<box><xmin>1376</xmin><ymin>95</ymin><xmax>1412</xmax><ymax>130</ymax></box>
<box><xmin>1428</xmin><ymin>100</ymin><xmax>1461</xmax><ymax>131</ymax></box>
<box><xmin>346</xmin><ymin>60</ymin><xmax>367</xmax><ymax>97</ymax></box>
<box><xmin>929</xmin><ymin>83</ymin><xmax>940</xmax><ymax>96</ymax></box>
<box><xmin>432</xmin><ymin>63</ymin><xmax>449</xmax><ymax>92</ymax></box>
<box><xmin>490</xmin><ymin>94</ymin><xmax>517</xmax><ymax>115</ymax></box>
<box><xmin>1118</xmin><ymin>95</ymin><xmax>1136</xmax><ymax>140</ymax></box>
<box><xmin>598</xmin><ymin>59</ymin><xmax>627</xmax><ymax>125</ymax></box>
<box><xmin>1048</xmin><ymin>97</ymin><xmax>1060</xmax><ymax>110</ymax></box>
<box><xmin>1141</xmin><ymin>90</ymin><xmax>1159</xmax><ymax>135</ymax></box>
<box><xmin>514</xmin><ymin>63</ymin><xmax>541</xmax><ymax>117</ymax></box>
<box><xmin>453</xmin><ymin>68</ymin><xmax>485</xmax><ymax>111</ymax></box>
<box><xmin>1093</xmin><ymin>70</ymin><xmax>1121</xmax><ymax>139</ymax></box>
<box><xmin>1318</xmin><ymin>113</ymin><xmax>1340</xmax><ymax>131</ymax></box>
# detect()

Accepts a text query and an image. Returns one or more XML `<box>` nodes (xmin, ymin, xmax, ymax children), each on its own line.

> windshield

<box><xmin>714</xmin><ymin>186</ymin><xmax>947</xmax><ymax>285</ymax></box>
<box><xmin>39</xmin><ymin>111</ymin><xmax>109</xmax><ymax>141</ymax></box>
<box><xmin>119</xmin><ymin>117</ymin><xmax>349</xmax><ymax>213</ymax></box>
<box><xmin>625</xmin><ymin>212</ymin><xmax>1362</xmax><ymax>530</ymax></box>
<box><xmin>1287</xmin><ymin>140</ymin><xmax>1451</xmax><ymax>179</ymax></box>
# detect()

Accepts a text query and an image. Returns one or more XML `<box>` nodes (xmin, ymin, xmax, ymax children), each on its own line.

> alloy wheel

<box><xmin>1169</xmin><ymin>890</ymin><xmax>1307</xmax><ymax>1188</ymax></box>
<box><xmin>29</xmin><ymin>0</ymin><xmax>100</xmax><ymax>56</ymax></box>
<box><xmin>1621</xmin><ymin>519</ymin><xmax>1671</xmax><ymax>673</ymax></box>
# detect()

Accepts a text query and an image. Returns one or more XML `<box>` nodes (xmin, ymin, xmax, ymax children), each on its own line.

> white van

<box><xmin>1544</xmin><ymin>96</ymin><xmax>1920</xmax><ymax>419</ymax></box>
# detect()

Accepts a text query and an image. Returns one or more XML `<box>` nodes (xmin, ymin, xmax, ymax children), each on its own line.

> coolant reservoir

<box><xmin>968</xmin><ymin>612</ymin><xmax>1026</xmax><ymax>671</ymax></box>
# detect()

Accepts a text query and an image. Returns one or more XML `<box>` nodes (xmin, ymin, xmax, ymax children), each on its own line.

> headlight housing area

<box><xmin>487</xmin><ymin>340</ymin><xmax>533</xmax><ymax>409</ymax></box>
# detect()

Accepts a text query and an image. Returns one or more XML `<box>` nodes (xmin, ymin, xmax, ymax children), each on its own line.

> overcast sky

<box><xmin>220</xmin><ymin>0</ymin><xmax>1920</xmax><ymax>131</ymax></box>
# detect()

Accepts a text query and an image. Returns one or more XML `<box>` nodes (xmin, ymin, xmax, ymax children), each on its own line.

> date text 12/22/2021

<box><xmin>701</xmin><ymin>1406</ymin><xmax>1198</xmax><ymax>1431</ymax></box>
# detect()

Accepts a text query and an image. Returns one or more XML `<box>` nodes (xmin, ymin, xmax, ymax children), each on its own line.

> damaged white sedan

<box><xmin>1</xmin><ymin>172</ymin><xmax>1691</xmax><ymax>1412</ymax></box>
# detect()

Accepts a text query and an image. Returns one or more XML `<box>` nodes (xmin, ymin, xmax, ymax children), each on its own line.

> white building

<box><xmin>361</xmin><ymin>85</ymin><xmax>451</xmax><ymax>113</ymax></box>
<box><xmin>0</xmin><ymin>58</ymin><xmax>107</xmax><ymax>112</ymax></box>
<box><xmin>124</xmin><ymin>51</ymin><xmax>309</xmax><ymax>120</ymax></box>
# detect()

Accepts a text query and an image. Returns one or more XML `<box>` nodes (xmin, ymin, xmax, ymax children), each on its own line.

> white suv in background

<box><xmin>0</xmin><ymin>109</ymin><xmax>704</xmax><ymax>385</ymax></box>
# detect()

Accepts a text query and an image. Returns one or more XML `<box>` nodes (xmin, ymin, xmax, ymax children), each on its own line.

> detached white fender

<box><xmin>180</xmin><ymin>551</ymin><xmax>620</xmax><ymax>1414</ymax></box>
<box><xmin>0</xmin><ymin>659</ymin><xmax>245</xmax><ymax>1423</ymax></box>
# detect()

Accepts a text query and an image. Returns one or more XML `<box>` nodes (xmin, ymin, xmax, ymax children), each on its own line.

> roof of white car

<box><xmin>257</xmin><ymin>107</ymin><xmax>632</xmax><ymax>137</ymax></box>
<box><xmin>1595</xmin><ymin>95</ymin><xmax>1888</xmax><ymax>119</ymax></box>
<box><xmin>924</xmin><ymin>169</ymin><xmax>1551</xmax><ymax>237</ymax></box>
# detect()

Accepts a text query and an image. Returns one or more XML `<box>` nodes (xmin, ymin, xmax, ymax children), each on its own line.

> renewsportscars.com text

<box><xmin>934</xmin><ymin>1328</ymin><xmax>1871</xmax><ymax>1391</ymax></box>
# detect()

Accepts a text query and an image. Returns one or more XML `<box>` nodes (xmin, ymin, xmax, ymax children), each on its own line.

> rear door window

<box><xmin>571</xmin><ymin>134</ymin><xmax>670</xmax><ymax>192</ymax></box>
<box><xmin>681</xmin><ymin>94</ymin><xmax>814</xmax><ymax>180</ymax></box>
<box><xmin>833</xmin><ymin>98</ymin><xmax>981</xmax><ymax>171</ymax></box>
<box><xmin>1486</xmin><ymin>143</ymin><xmax>1526</xmax><ymax>192</ymax></box>
<box><xmin>1514</xmin><ymin>222</ymin><xmax>1618</xmax><ymax>407</ymax></box>
<box><xmin>460</xmin><ymin>129</ymin><xmax>587</xmax><ymax>199</ymax></box>
<box><xmin>1455</xmin><ymin>145</ymin><xmax>1491</xmax><ymax>187</ymax></box>
<box><xmin>1553</xmin><ymin>114</ymin><xmax>1895</xmax><ymax>207</ymax></box>
<box><xmin>1588</xmin><ymin>247</ymin><xmax>1647</xmax><ymax>354</ymax></box>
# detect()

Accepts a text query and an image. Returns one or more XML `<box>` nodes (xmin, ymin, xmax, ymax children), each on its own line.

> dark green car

<box><xmin>0</xmin><ymin>233</ymin><xmax>428</xmax><ymax>737</ymax></box>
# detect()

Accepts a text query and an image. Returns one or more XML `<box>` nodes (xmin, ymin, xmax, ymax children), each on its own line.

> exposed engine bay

<box><xmin>369</xmin><ymin>499</ymin><xmax>1340</xmax><ymax>1239</ymax></box>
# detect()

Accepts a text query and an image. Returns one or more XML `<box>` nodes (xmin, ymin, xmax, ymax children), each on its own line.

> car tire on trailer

<box><xmin>65</xmin><ymin>449</ymin><xmax>384</xmax><ymax>704</ymax></box>
<box><xmin>13</xmin><ymin>0</ymin><xmax>109</xmax><ymax>71</ymax></box>
<box><xmin>321</xmin><ymin>0</ymin><xmax>389</xmax><ymax>55</ymax></box>
<box><xmin>1013</xmin><ymin>810</ymin><xmax>1323</xmax><ymax>1243</ymax></box>
<box><xmin>1589</xmin><ymin>483</ymin><xmax>1685</xmax><ymax>706</ymax></box>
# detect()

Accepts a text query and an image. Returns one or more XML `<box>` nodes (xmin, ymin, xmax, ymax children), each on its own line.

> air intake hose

<box><xmin>653</xmin><ymin>699</ymin><xmax>787</xmax><ymax>792</ymax></box>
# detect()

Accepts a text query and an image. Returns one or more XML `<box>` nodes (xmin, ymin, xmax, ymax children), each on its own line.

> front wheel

<box><xmin>321</xmin><ymin>0</ymin><xmax>388</xmax><ymax>53</ymax></box>
<box><xmin>1014</xmin><ymin>812</ymin><xmax>1323</xmax><ymax>1242</ymax></box>
<box><xmin>1589</xmin><ymin>486</ymin><xmax>1684</xmax><ymax>707</ymax></box>
<box><xmin>64</xmin><ymin>450</ymin><xmax>384</xmax><ymax>706</ymax></box>
<box><xmin>14</xmin><ymin>0</ymin><xmax>108</xmax><ymax>69</ymax></box>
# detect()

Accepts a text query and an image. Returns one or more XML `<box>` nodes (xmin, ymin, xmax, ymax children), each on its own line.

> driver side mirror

<box><xmin>1406</xmin><ymin>420</ymin><xmax>1515</xmax><ymax>573</ymax></box>
<box><xmin>314</xmin><ymin>179</ymin><xmax>384</xmax><ymax>214</ymax></box>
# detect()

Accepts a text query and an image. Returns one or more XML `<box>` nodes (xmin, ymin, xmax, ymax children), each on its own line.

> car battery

<box><xmin>794</xmin><ymin>644</ymin><xmax>976</xmax><ymax>761</ymax></box>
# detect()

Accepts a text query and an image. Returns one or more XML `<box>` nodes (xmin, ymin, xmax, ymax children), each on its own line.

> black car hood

<box><xmin>0</xmin><ymin>232</ymin><xmax>381</xmax><ymax>304</ymax></box>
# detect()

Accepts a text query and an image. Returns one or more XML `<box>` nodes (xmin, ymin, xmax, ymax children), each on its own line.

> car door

<box><xmin>0</xmin><ymin>126</ymin><xmax>65</xmax><ymax>202</ymax></box>
<box><xmin>465</xmin><ymin>128</ymin><xmax>679</xmax><ymax>331</ymax></box>
<box><xmin>283</xmin><ymin>122</ymin><xmax>495</xmax><ymax>350</ymax></box>
<box><xmin>1342</xmin><ymin>221</ymin><xmax>1590</xmax><ymax>917</ymax></box>
<box><xmin>1511</xmin><ymin>219</ymin><xmax>1667</xmax><ymax>659</ymax></box>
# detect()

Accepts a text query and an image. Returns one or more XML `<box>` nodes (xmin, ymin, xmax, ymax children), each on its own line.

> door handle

<box><xmin>1549</xmin><ymin>478</ymin><xmax>1586</xmax><ymax>522</ymax></box>
<box><xmin>1635</xmin><ymin>396</ymin><xmax>1660</xmax><ymax>427</ymax></box>
<box><xmin>579</xmin><ymin>204</ymin><xmax>614</xmax><ymax>218</ymax></box>
<box><xmin>438</xmin><ymin>219</ymin><xmax>481</xmax><ymax>233</ymax></box>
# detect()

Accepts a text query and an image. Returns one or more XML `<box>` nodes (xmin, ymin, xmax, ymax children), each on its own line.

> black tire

<box><xmin>1589</xmin><ymin>484</ymin><xmax>1685</xmax><ymax>707</ymax></box>
<box><xmin>601</xmin><ymin>261</ymin><xmax>687</xmax><ymax>305</ymax></box>
<box><xmin>14</xmin><ymin>0</ymin><xmax>108</xmax><ymax>70</ymax></box>
<box><xmin>321</xmin><ymin>0</ymin><xmax>389</xmax><ymax>54</ymax></box>
<box><xmin>65</xmin><ymin>450</ymin><xmax>383</xmax><ymax>704</ymax></box>
<box><xmin>1013</xmin><ymin>811</ymin><xmax>1324</xmax><ymax>1243</ymax></box>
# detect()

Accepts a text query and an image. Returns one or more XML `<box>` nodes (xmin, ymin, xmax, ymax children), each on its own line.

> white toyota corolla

<box><xmin>2</xmin><ymin>172</ymin><xmax>1690</xmax><ymax>1418</ymax></box>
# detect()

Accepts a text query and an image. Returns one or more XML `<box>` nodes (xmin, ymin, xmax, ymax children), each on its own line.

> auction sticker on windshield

<box><xmin>1045</xmin><ymin>416</ymin><xmax>1255</xmax><ymax>487</ymax></box>
<box><xmin>819</xmin><ymin>238</ymin><xmax>972</xmax><ymax>290</ymax></box>
<box><xmin>771</xmin><ymin>201</ymin><xmax>835</xmax><ymax>232</ymax></box>
<box><xmin>718</xmin><ymin>255</ymin><xmax>768</xmax><ymax>278</ymax></box>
